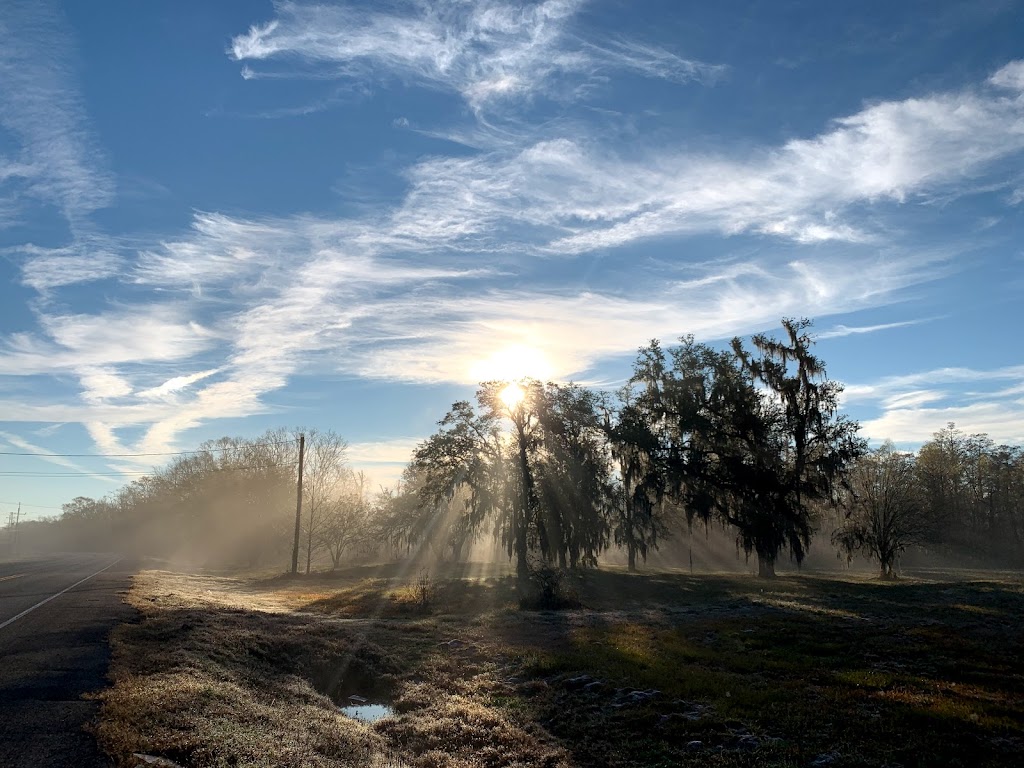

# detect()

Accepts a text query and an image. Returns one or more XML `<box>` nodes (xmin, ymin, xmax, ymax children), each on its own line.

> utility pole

<box><xmin>12</xmin><ymin>503</ymin><xmax>20</xmax><ymax>555</ymax></box>
<box><xmin>290</xmin><ymin>434</ymin><xmax>305</xmax><ymax>574</ymax></box>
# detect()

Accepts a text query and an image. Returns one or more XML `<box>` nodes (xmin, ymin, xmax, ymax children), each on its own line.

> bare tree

<box><xmin>833</xmin><ymin>442</ymin><xmax>928</xmax><ymax>579</ymax></box>
<box><xmin>300</xmin><ymin>429</ymin><xmax>349</xmax><ymax>573</ymax></box>
<box><xmin>319</xmin><ymin>469</ymin><xmax>372</xmax><ymax>569</ymax></box>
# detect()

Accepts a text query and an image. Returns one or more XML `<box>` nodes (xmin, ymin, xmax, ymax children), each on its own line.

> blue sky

<box><xmin>1</xmin><ymin>0</ymin><xmax>1023</xmax><ymax>520</ymax></box>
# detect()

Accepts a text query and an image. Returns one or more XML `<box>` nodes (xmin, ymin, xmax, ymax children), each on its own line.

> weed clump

<box><xmin>519</xmin><ymin>561</ymin><xmax>581</xmax><ymax>610</ymax></box>
<box><xmin>391</xmin><ymin>569</ymin><xmax>435</xmax><ymax>614</ymax></box>
<box><xmin>412</xmin><ymin>569</ymin><xmax>433</xmax><ymax>611</ymax></box>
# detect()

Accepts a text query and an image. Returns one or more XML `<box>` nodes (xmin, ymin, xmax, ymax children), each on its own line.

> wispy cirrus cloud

<box><xmin>13</xmin><ymin>61</ymin><xmax>1019</xmax><ymax>455</ymax></box>
<box><xmin>137</xmin><ymin>369</ymin><xmax>221</xmax><ymax>401</ymax></box>
<box><xmin>843</xmin><ymin>364</ymin><xmax>1024</xmax><ymax>404</ymax></box>
<box><xmin>0</xmin><ymin>305</ymin><xmax>216</xmax><ymax>376</ymax></box>
<box><xmin>0</xmin><ymin>0</ymin><xmax>113</xmax><ymax>223</ymax></box>
<box><xmin>5</xmin><ymin>0</ymin><xmax>1024</xmax><ymax>470</ymax></box>
<box><xmin>844</xmin><ymin>364</ymin><xmax>1024</xmax><ymax>445</ymax></box>
<box><xmin>330</xmin><ymin>61</ymin><xmax>1024</xmax><ymax>257</ymax></box>
<box><xmin>861</xmin><ymin>401</ymin><xmax>1024</xmax><ymax>446</ymax></box>
<box><xmin>14</xmin><ymin>239</ymin><xmax>123</xmax><ymax>291</ymax></box>
<box><xmin>282</xmin><ymin>244</ymin><xmax>942</xmax><ymax>387</ymax></box>
<box><xmin>816</xmin><ymin>318</ymin><xmax>934</xmax><ymax>339</ymax></box>
<box><xmin>230</xmin><ymin>0</ymin><xmax>722</xmax><ymax>112</ymax></box>
<box><xmin>0</xmin><ymin>0</ymin><xmax>120</xmax><ymax>292</ymax></box>
<box><xmin>347</xmin><ymin>437</ymin><xmax>422</xmax><ymax>488</ymax></box>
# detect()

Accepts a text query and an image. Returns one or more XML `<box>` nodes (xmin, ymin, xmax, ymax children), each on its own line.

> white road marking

<box><xmin>0</xmin><ymin>574</ymin><xmax>24</xmax><ymax>583</ymax></box>
<box><xmin>0</xmin><ymin>558</ymin><xmax>122</xmax><ymax>631</ymax></box>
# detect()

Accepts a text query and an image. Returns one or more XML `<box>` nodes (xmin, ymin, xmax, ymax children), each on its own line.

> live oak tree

<box><xmin>480</xmin><ymin>380</ymin><xmax>542</xmax><ymax>579</ymax></box>
<box><xmin>410</xmin><ymin>397</ymin><xmax>513</xmax><ymax>569</ymax></box>
<box><xmin>602</xmin><ymin>386</ymin><xmax>669</xmax><ymax>571</ymax></box>
<box><xmin>620</xmin><ymin>338</ymin><xmax>732</xmax><ymax>569</ymax></box>
<box><xmin>630</xmin><ymin>321</ymin><xmax>864</xmax><ymax>578</ymax></box>
<box><xmin>534</xmin><ymin>382</ymin><xmax>613</xmax><ymax>568</ymax></box>
<box><xmin>732</xmin><ymin>319</ymin><xmax>865</xmax><ymax>577</ymax></box>
<box><xmin>412</xmin><ymin>380</ymin><xmax>613</xmax><ymax>580</ymax></box>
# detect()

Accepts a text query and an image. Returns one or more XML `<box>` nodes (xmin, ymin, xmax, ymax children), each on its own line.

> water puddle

<box><xmin>337</xmin><ymin>701</ymin><xmax>395</xmax><ymax>722</ymax></box>
<box><xmin>313</xmin><ymin>662</ymin><xmax>395</xmax><ymax>723</ymax></box>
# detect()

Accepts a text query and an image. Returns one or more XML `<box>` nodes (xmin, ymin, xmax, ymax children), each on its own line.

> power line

<box><xmin>0</xmin><ymin>461</ymin><xmax>298</xmax><ymax>478</ymax></box>
<box><xmin>0</xmin><ymin>472</ymin><xmax>152</xmax><ymax>477</ymax></box>
<box><xmin>0</xmin><ymin>437</ymin><xmax>299</xmax><ymax>459</ymax></box>
<box><xmin>0</xmin><ymin>500</ymin><xmax>62</xmax><ymax>510</ymax></box>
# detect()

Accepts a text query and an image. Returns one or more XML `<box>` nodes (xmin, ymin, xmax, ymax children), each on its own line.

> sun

<box><xmin>470</xmin><ymin>343</ymin><xmax>554</xmax><ymax>383</ymax></box>
<box><xmin>499</xmin><ymin>383</ymin><xmax>525</xmax><ymax>409</ymax></box>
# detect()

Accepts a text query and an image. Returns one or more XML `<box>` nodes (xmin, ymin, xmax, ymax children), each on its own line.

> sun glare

<box><xmin>499</xmin><ymin>383</ymin><xmax>525</xmax><ymax>409</ymax></box>
<box><xmin>470</xmin><ymin>343</ymin><xmax>554</xmax><ymax>383</ymax></box>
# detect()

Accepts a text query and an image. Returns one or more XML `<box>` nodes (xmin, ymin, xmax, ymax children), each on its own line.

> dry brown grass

<box><xmin>97</xmin><ymin>568</ymin><xmax>570</xmax><ymax>768</ymax></box>
<box><xmin>97</xmin><ymin>564</ymin><xmax>1024</xmax><ymax>767</ymax></box>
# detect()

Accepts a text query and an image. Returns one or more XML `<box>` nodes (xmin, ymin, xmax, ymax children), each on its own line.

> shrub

<box><xmin>519</xmin><ymin>560</ymin><xmax>581</xmax><ymax>610</ymax></box>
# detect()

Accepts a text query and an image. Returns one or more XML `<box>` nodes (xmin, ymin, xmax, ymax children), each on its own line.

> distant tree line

<box><xmin>10</xmin><ymin>320</ymin><xmax>1023</xmax><ymax>578</ymax></box>
<box><xmin>834</xmin><ymin>426</ymin><xmax>1024</xmax><ymax>576</ymax></box>
<box><xmin>11</xmin><ymin>429</ymin><xmax>380</xmax><ymax>570</ymax></box>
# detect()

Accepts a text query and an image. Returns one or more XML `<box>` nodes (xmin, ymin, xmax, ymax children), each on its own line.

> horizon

<box><xmin>2</xmin><ymin>0</ymin><xmax>1023</xmax><ymax>519</ymax></box>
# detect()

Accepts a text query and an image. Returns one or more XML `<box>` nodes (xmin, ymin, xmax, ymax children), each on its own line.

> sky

<box><xmin>1</xmin><ymin>0</ymin><xmax>1023</xmax><ymax>520</ymax></box>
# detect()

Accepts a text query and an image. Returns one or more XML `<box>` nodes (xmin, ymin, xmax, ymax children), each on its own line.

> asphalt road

<box><xmin>0</xmin><ymin>553</ymin><xmax>135</xmax><ymax>768</ymax></box>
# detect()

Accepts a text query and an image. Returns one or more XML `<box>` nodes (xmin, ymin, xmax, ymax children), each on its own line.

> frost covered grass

<box><xmin>97</xmin><ymin>565</ymin><xmax>1024</xmax><ymax>767</ymax></box>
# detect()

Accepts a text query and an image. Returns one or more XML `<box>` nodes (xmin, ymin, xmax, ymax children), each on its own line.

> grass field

<box><xmin>96</xmin><ymin>562</ymin><xmax>1024</xmax><ymax>767</ymax></box>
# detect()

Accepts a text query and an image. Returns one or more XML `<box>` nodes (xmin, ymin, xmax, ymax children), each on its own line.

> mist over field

<box><xmin>7</xmin><ymin>323</ymin><xmax>1022</xmax><ymax>583</ymax></box>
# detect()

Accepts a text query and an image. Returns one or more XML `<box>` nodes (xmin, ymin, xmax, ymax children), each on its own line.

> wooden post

<box><xmin>291</xmin><ymin>434</ymin><xmax>305</xmax><ymax>574</ymax></box>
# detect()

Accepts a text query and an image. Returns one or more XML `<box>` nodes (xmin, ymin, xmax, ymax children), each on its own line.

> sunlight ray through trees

<box><xmin>13</xmin><ymin>321</ymin><xmax>1024</xmax><ymax>578</ymax></box>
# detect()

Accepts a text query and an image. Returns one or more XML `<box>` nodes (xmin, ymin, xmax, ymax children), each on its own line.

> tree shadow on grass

<box><xmin>476</xmin><ymin>571</ymin><xmax>1024</xmax><ymax>767</ymax></box>
<box><xmin>135</xmin><ymin>566</ymin><xmax>1024</xmax><ymax>767</ymax></box>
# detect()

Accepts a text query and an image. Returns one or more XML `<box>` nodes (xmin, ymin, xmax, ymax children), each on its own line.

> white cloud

<box><xmin>345</xmin><ymin>438</ymin><xmax>422</xmax><ymax>491</ymax></box>
<box><xmin>861</xmin><ymin>402</ymin><xmax>1024</xmax><ymax>446</ymax></box>
<box><xmin>989</xmin><ymin>60</ymin><xmax>1024</xmax><ymax>91</ymax></box>
<box><xmin>844</xmin><ymin>364</ymin><xmax>1024</xmax><ymax>446</ymax></box>
<box><xmin>78</xmin><ymin>367</ymin><xmax>133</xmax><ymax>403</ymax></box>
<box><xmin>816</xmin><ymin>318</ymin><xmax>931</xmax><ymax>339</ymax></box>
<box><xmin>137</xmin><ymin>369</ymin><xmax>221</xmax><ymax>400</ymax></box>
<box><xmin>344</xmin><ymin>63</ymin><xmax>1024</xmax><ymax>257</ymax></box>
<box><xmin>230</xmin><ymin>0</ymin><xmax>720</xmax><ymax>112</ymax></box>
<box><xmin>347</xmin><ymin>437</ymin><xmax>420</xmax><ymax>466</ymax></box>
<box><xmin>842</xmin><ymin>364</ymin><xmax>1024</xmax><ymax>404</ymax></box>
<box><xmin>14</xmin><ymin>240</ymin><xmax>122</xmax><ymax>291</ymax></box>
<box><xmin>0</xmin><ymin>305</ymin><xmax>215</xmax><ymax>378</ymax></box>
<box><xmin>337</xmin><ymin>253</ymin><xmax>944</xmax><ymax>385</ymax></box>
<box><xmin>0</xmin><ymin>1</ymin><xmax>120</xmax><ymax>297</ymax></box>
<box><xmin>0</xmin><ymin>1</ymin><xmax>113</xmax><ymax>222</ymax></box>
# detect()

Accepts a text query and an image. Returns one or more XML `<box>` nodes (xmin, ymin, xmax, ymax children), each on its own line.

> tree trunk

<box><xmin>627</xmin><ymin>544</ymin><xmax>637</xmax><ymax>572</ymax></box>
<box><xmin>516</xmin><ymin>543</ymin><xmax>529</xmax><ymax>582</ymax></box>
<box><xmin>515</xmin><ymin>419</ymin><xmax>531</xmax><ymax>584</ymax></box>
<box><xmin>880</xmin><ymin>558</ymin><xmax>896</xmax><ymax>580</ymax></box>
<box><xmin>757</xmin><ymin>552</ymin><xmax>776</xmax><ymax>578</ymax></box>
<box><xmin>305</xmin><ymin>520</ymin><xmax>313</xmax><ymax>574</ymax></box>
